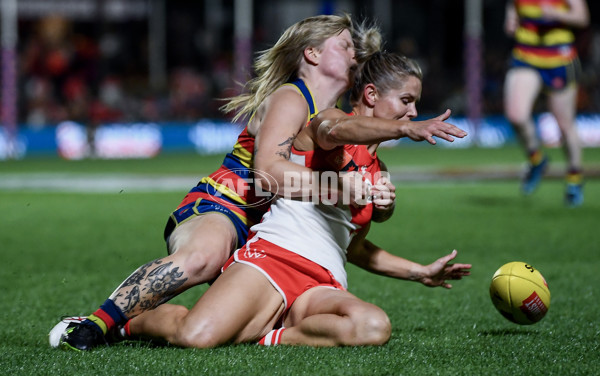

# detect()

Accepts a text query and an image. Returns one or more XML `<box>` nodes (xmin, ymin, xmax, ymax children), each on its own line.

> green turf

<box><xmin>1</xmin><ymin>146</ymin><xmax>599</xmax><ymax>375</ymax></box>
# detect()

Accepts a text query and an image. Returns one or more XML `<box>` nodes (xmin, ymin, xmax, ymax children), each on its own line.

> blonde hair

<box><xmin>352</xmin><ymin>19</ymin><xmax>383</xmax><ymax>64</ymax></box>
<box><xmin>221</xmin><ymin>14</ymin><xmax>353</xmax><ymax>122</ymax></box>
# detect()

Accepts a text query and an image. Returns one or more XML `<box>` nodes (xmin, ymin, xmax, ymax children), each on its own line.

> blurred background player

<box><xmin>503</xmin><ymin>0</ymin><xmax>590</xmax><ymax>206</ymax></box>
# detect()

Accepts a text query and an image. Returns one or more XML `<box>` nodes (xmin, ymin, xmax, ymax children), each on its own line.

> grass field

<box><xmin>1</xmin><ymin>146</ymin><xmax>599</xmax><ymax>375</ymax></box>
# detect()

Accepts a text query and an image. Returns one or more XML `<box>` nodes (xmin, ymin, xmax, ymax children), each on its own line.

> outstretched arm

<box><xmin>307</xmin><ymin>108</ymin><xmax>466</xmax><ymax>150</ymax></box>
<box><xmin>347</xmin><ymin>228</ymin><xmax>471</xmax><ymax>289</ymax></box>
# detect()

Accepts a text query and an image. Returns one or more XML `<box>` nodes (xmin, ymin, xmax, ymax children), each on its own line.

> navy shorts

<box><xmin>164</xmin><ymin>198</ymin><xmax>250</xmax><ymax>251</ymax></box>
<box><xmin>511</xmin><ymin>57</ymin><xmax>580</xmax><ymax>91</ymax></box>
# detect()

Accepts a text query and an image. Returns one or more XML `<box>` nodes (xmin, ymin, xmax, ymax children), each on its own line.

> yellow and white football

<box><xmin>489</xmin><ymin>262</ymin><xmax>550</xmax><ymax>325</ymax></box>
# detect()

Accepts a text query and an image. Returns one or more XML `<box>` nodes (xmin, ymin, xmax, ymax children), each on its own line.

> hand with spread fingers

<box><xmin>402</xmin><ymin>109</ymin><xmax>467</xmax><ymax>145</ymax></box>
<box><xmin>419</xmin><ymin>250</ymin><xmax>472</xmax><ymax>289</ymax></box>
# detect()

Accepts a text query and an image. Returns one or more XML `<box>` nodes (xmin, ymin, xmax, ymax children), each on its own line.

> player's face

<box><xmin>317</xmin><ymin>29</ymin><xmax>357</xmax><ymax>87</ymax></box>
<box><xmin>372</xmin><ymin>76</ymin><xmax>422</xmax><ymax>121</ymax></box>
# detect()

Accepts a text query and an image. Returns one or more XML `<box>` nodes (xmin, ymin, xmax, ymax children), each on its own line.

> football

<box><xmin>489</xmin><ymin>262</ymin><xmax>550</xmax><ymax>325</ymax></box>
<box><xmin>48</xmin><ymin>316</ymin><xmax>87</xmax><ymax>348</ymax></box>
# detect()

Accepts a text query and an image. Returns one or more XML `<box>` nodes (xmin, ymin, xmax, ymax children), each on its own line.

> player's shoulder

<box><xmin>260</xmin><ymin>85</ymin><xmax>310</xmax><ymax>120</ymax></box>
<box><xmin>270</xmin><ymin>84</ymin><xmax>308</xmax><ymax>106</ymax></box>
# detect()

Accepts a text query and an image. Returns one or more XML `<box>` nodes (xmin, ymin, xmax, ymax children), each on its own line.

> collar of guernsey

<box><xmin>284</xmin><ymin>78</ymin><xmax>319</xmax><ymax>122</ymax></box>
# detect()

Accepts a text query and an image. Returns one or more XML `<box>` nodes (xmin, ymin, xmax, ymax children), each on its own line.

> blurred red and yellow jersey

<box><xmin>512</xmin><ymin>0</ymin><xmax>577</xmax><ymax>68</ymax></box>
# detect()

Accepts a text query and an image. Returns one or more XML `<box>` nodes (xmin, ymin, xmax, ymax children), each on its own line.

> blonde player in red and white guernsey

<box><xmin>124</xmin><ymin>48</ymin><xmax>471</xmax><ymax>348</ymax></box>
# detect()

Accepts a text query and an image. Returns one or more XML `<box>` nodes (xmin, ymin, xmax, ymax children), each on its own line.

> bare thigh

<box><xmin>166</xmin><ymin>213</ymin><xmax>239</xmax><ymax>283</ymax></box>
<box><xmin>285</xmin><ymin>286</ymin><xmax>383</xmax><ymax>325</ymax></box>
<box><xmin>175</xmin><ymin>262</ymin><xmax>285</xmax><ymax>348</ymax></box>
<box><xmin>283</xmin><ymin>286</ymin><xmax>391</xmax><ymax>346</ymax></box>
<box><xmin>504</xmin><ymin>68</ymin><xmax>542</xmax><ymax>124</ymax></box>
<box><xmin>547</xmin><ymin>86</ymin><xmax>578</xmax><ymax>131</ymax></box>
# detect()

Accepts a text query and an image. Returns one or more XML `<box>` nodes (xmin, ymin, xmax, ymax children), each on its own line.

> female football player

<box><xmin>504</xmin><ymin>0</ymin><xmax>590</xmax><ymax>206</ymax></box>
<box><xmin>125</xmin><ymin>50</ymin><xmax>471</xmax><ymax>348</ymax></box>
<box><xmin>58</xmin><ymin>15</ymin><xmax>466</xmax><ymax>351</ymax></box>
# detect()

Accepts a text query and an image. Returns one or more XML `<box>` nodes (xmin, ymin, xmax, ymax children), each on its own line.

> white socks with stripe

<box><xmin>258</xmin><ymin>328</ymin><xmax>285</xmax><ymax>346</ymax></box>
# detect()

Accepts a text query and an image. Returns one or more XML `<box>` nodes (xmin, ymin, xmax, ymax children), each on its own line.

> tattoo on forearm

<box><xmin>113</xmin><ymin>259</ymin><xmax>188</xmax><ymax>315</ymax></box>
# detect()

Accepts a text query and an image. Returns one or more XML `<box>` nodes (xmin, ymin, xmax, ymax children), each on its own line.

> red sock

<box><xmin>258</xmin><ymin>328</ymin><xmax>285</xmax><ymax>346</ymax></box>
<box><xmin>124</xmin><ymin>320</ymin><xmax>132</xmax><ymax>337</ymax></box>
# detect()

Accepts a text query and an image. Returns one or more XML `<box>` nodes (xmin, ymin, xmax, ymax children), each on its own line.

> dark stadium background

<box><xmin>12</xmin><ymin>0</ymin><xmax>600</xmax><ymax>125</ymax></box>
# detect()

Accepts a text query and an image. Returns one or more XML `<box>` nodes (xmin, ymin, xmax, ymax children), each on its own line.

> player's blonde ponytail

<box><xmin>352</xmin><ymin>19</ymin><xmax>383</xmax><ymax>64</ymax></box>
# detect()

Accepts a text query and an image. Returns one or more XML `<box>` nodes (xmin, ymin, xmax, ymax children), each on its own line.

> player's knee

<box><xmin>175</xmin><ymin>317</ymin><xmax>223</xmax><ymax>349</ymax></box>
<box><xmin>170</xmin><ymin>232</ymin><xmax>233</xmax><ymax>283</ymax></box>
<box><xmin>353</xmin><ymin>307</ymin><xmax>391</xmax><ymax>346</ymax></box>
<box><xmin>170</xmin><ymin>248</ymin><xmax>225</xmax><ymax>284</ymax></box>
<box><xmin>505</xmin><ymin>108</ymin><xmax>528</xmax><ymax>126</ymax></box>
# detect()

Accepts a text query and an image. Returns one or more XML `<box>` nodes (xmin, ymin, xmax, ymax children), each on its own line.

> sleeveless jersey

<box><xmin>512</xmin><ymin>0</ymin><xmax>577</xmax><ymax>68</ymax></box>
<box><xmin>170</xmin><ymin>79</ymin><xmax>318</xmax><ymax>232</ymax></box>
<box><xmin>250</xmin><ymin>143</ymin><xmax>382</xmax><ymax>289</ymax></box>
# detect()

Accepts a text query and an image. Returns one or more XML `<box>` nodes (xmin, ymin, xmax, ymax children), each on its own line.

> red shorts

<box><xmin>222</xmin><ymin>237</ymin><xmax>345</xmax><ymax>314</ymax></box>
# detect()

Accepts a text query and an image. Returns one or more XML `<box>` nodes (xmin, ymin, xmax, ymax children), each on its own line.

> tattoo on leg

<box><xmin>121</xmin><ymin>259</ymin><xmax>162</xmax><ymax>287</ymax></box>
<box><xmin>113</xmin><ymin>259</ymin><xmax>188</xmax><ymax>316</ymax></box>
<box><xmin>119</xmin><ymin>285</ymin><xmax>141</xmax><ymax>314</ymax></box>
<box><xmin>140</xmin><ymin>262</ymin><xmax>187</xmax><ymax>310</ymax></box>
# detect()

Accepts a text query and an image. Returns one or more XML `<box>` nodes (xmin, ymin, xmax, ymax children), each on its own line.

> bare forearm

<box><xmin>349</xmin><ymin>239</ymin><xmax>425</xmax><ymax>281</ymax></box>
<box><xmin>317</xmin><ymin>109</ymin><xmax>466</xmax><ymax>148</ymax></box>
<box><xmin>349</xmin><ymin>241</ymin><xmax>472</xmax><ymax>289</ymax></box>
<box><xmin>319</xmin><ymin>116</ymin><xmax>405</xmax><ymax>148</ymax></box>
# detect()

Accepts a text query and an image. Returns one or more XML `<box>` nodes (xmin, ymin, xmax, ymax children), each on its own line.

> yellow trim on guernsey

<box><xmin>515</xmin><ymin>27</ymin><xmax>574</xmax><ymax>46</ymax></box>
<box><xmin>191</xmin><ymin>198</ymin><xmax>249</xmax><ymax>225</ymax></box>
<box><xmin>199</xmin><ymin>176</ymin><xmax>247</xmax><ymax>205</ymax></box>
<box><xmin>230</xmin><ymin>142</ymin><xmax>253</xmax><ymax>168</ymax></box>
<box><xmin>518</xmin><ymin>4</ymin><xmax>568</xmax><ymax>19</ymax></box>
<box><xmin>282</xmin><ymin>82</ymin><xmax>318</xmax><ymax>123</ymax></box>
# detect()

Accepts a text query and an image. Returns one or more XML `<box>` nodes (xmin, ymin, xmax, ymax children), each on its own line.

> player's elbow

<box><xmin>315</xmin><ymin>120</ymin><xmax>340</xmax><ymax>150</ymax></box>
<box><xmin>253</xmin><ymin>157</ymin><xmax>279</xmax><ymax>194</ymax></box>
